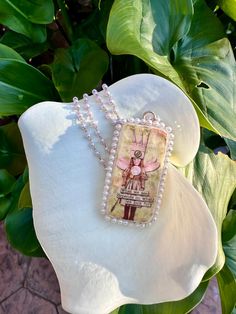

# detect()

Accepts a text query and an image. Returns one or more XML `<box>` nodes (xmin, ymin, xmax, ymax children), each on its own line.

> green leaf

<box><xmin>182</xmin><ymin>146</ymin><xmax>236</xmax><ymax>279</ymax></box>
<box><xmin>217</xmin><ymin>264</ymin><xmax>236</xmax><ymax>314</ymax></box>
<box><xmin>229</xmin><ymin>189</ymin><xmax>236</xmax><ymax>210</ymax></box>
<box><xmin>222</xmin><ymin>209</ymin><xmax>236</xmax><ymax>242</ymax></box>
<box><xmin>0</xmin><ymin>196</ymin><xmax>12</xmax><ymax>220</ymax></box>
<box><xmin>0</xmin><ymin>122</ymin><xmax>26</xmax><ymax>175</ymax></box>
<box><xmin>18</xmin><ymin>182</ymin><xmax>32</xmax><ymax>209</ymax></box>
<box><xmin>0</xmin><ymin>59</ymin><xmax>59</xmax><ymax>116</ymax></box>
<box><xmin>225</xmin><ymin>138</ymin><xmax>236</xmax><ymax>160</ymax></box>
<box><xmin>4</xmin><ymin>172</ymin><xmax>25</xmax><ymax>215</ymax></box>
<box><xmin>0</xmin><ymin>43</ymin><xmax>25</xmax><ymax>61</ymax></box>
<box><xmin>110</xmin><ymin>281</ymin><xmax>208</xmax><ymax>314</ymax></box>
<box><xmin>5</xmin><ymin>207</ymin><xmax>45</xmax><ymax>257</ymax></box>
<box><xmin>51</xmin><ymin>38</ymin><xmax>109</xmax><ymax>101</ymax></box>
<box><xmin>0</xmin><ymin>31</ymin><xmax>49</xmax><ymax>60</ymax></box>
<box><xmin>218</xmin><ymin>0</ymin><xmax>236</xmax><ymax>21</ymax></box>
<box><xmin>0</xmin><ymin>169</ymin><xmax>16</xmax><ymax>196</ymax></box>
<box><xmin>107</xmin><ymin>0</ymin><xmax>236</xmax><ymax>140</ymax></box>
<box><xmin>223</xmin><ymin>211</ymin><xmax>236</xmax><ymax>278</ymax></box>
<box><xmin>0</xmin><ymin>0</ymin><xmax>54</xmax><ymax>42</ymax></box>
<box><xmin>1</xmin><ymin>0</ymin><xmax>54</xmax><ymax>24</ymax></box>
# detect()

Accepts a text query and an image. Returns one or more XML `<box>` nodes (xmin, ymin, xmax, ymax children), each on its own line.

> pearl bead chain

<box><xmin>72</xmin><ymin>86</ymin><xmax>121</xmax><ymax>168</ymax></box>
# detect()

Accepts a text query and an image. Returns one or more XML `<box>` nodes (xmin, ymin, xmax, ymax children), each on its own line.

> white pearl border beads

<box><xmin>100</xmin><ymin>117</ymin><xmax>174</xmax><ymax>229</ymax></box>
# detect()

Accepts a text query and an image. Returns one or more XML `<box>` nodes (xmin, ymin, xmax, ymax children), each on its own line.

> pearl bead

<box><xmin>166</xmin><ymin>126</ymin><xmax>172</xmax><ymax>132</ymax></box>
<box><xmin>102</xmin><ymin>83</ymin><xmax>108</xmax><ymax>90</ymax></box>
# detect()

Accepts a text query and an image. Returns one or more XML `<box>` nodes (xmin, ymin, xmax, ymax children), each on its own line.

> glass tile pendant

<box><xmin>101</xmin><ymin>114</ymin><xmax>174</xmax><ymax>228</ymax></box>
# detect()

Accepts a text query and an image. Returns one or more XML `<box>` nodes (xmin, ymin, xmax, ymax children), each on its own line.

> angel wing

<box><xmin>116</xmin><ymin>157</ymin><xmax>129</xmax><ymax>170</ymax></box>
<box><xmin>144</xmin><ymin>159</ymin><xmax>160</xmax><ymax>172</ymax></box>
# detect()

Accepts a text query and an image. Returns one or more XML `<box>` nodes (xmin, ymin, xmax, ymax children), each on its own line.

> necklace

<box><xmin>72</xmin><ymin>84</ymin><xmax>174</xmax><ymax>228</ymax></box>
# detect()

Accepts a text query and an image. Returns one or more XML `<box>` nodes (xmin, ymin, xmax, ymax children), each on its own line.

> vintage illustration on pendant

<box><xmin>102</xmin><ymin>118</ymin><xmax>172</xmax><ymax>226</ymax></box>
<box><xmin>72</xmin><ymin>87</ymin><xmax>174</xmax><ymax>228</ymax></box>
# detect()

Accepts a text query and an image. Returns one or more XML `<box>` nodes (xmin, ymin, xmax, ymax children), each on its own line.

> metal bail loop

<box><xmin>142</xmin><ymin>111</ymin><xmax>157</xmax><ymax>121</ymax></box>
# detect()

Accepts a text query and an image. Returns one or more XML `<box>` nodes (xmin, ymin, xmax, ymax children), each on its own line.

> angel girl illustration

<box><xmin>112</xmin><ymin>127</ymin><xmax>160</xmax><ymax>221</ymax></box>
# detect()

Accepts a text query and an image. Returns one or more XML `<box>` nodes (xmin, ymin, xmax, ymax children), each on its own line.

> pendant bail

<box><xmin>142</xmin><ymin>111</ymin><xmax>157</xmax><ymax>121</ymax></box>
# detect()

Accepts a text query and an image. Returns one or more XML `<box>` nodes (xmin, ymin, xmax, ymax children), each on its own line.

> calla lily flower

<box><xmin>18</xmin><ymin>74</ymin><xmax>217</xmax><ymax>314</ymax></box>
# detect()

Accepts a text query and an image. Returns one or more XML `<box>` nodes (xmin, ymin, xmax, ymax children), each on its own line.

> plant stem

<box><xmin>56</xmin><ymin>0</ymin><xmax>74</xmax><ymax>43</ymax></box>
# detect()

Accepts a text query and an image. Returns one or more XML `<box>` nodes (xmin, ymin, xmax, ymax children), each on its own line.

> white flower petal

<box><xmin>18</xmin><ymin>74</ymin><xmax>217</xmax><ymax>314</ymax></box>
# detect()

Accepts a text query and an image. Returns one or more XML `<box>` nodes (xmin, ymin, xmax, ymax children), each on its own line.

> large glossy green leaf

<box><xmin>0</xmin><ymin>0</ymin><xmax>54</xmax><ymax>42</ymax></box>
<box><xmin>1</xmin><ymin>0</ymin><xmax>54</xmax><ymax>24</ymax></box>
<box><xmin>218</xmin><ymin>0</ymin><xmax>236</xmax><ymax>21</ymax></box>
<box><xmin>0</xmin><ymin>122</ymin><xmax>26</xmax><ymax>175</ymax></box>
<box><xmin>0</xmin><ymin>169</ymin><xmax>16</xmax><ymax>196</ymax></box>
<box><xmin>182</xmin><ymin>146</ymin><xmax>236</xmax><ymax>279</ymax></box>
<box><xmin>5</xmin><ymin>207</ymin><xmax>45</xmax><ymax>257</ymax></box>
<box><xmin>0</xmin><ymin>31</ymin><xmax>49</xmax><ymax>60</ymax></box>
<box><xmin>110</xmin><ymin>281</ymin><xmax>208</xmax><ymax>314</ymax></box>
<box><xmin>0</xmin><ymin>43</ymin><xmax>25</xmax><ymax>61</ymax></box>
<box><xmin>217</xmin><ymin>264</ymin><xmax>236</xmax><ymax>314</ymax></box>
<box><xmin>223</xmin><ymin>210</ymin><xmax>236</xmax><ymax>278</ymax></box>
<box><xmin>107</xmin><ymin>0</ymin><xmax>236</xmax><ymax>140</ymax></box>
<box><xmin>51</xmin><ymin>38</ymin><xmax>109</xmax><ymax>101</ymax></box>
<box><xmin>0</xmin><ymin>59</ymin><xmax>59</xmax><ymax>116</ymax></box>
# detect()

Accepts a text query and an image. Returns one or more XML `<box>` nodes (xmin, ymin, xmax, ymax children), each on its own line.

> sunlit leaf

<box><xmin>218</xmin><ymin>0</ymin><xmax>236</xmax><ymax>21</ymax></box>
<box><xmin>107</xmin><ymin>0</ymin><xmax>236</xmax><ymax>139</ymax></box>
<box><xmin>182</xmin><ymin>146</ymin><xmax>236</xmax><ymax>279</ymax></box>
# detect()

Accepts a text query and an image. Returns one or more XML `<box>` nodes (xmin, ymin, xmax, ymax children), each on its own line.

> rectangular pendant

<box><xmin>101</xmin><ymin>118</ymin><xmax>174</xmax><ymax>227</ymax></box>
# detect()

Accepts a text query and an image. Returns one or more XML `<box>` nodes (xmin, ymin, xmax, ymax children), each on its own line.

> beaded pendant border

<box><xmin>101</xmin><ymin>112</ymin><xmax>174</xmax><ymax>228</ymax></box>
